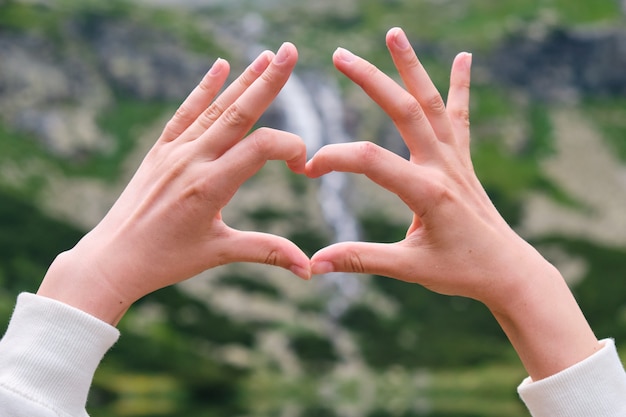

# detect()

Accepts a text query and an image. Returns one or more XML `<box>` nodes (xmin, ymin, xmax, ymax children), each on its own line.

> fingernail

<box><xmin>275</xmin><ymin>43</ymin><xmax>291</xmax><ymax>64</ymax></box>
<box><xmin>250</xmin><ymin>51</ymin><xmax>273</xmax><ymax>73</ymax></box>
<box><xmin>290</xmin><ymin>265</ymin><xmax>311</xmax><ymax>280</ymax></box>
<box><xmin>393</xmin><ymin>28</ymin><xmax>411</xmax><ymax>50</ymax></box>
<box><xmin>335</xmin><ymin>47</ymin><xmax>355</xmax><ymax>63</ymax></box>
<box><xmin>209</xmin><ymin>58</ymin><xmax>224</xmax><ymax>75</ymax></box>
<box><xmin>311</xmin><ymin>261</ymin><xmax>334</xmax><ymax>275</ymax></box>
<box><xmin>455</xmin><ymin>52</ymin><xmax>472</xmax><ymax>72</ymax></box>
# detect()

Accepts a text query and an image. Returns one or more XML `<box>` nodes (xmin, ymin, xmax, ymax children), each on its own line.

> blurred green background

<box><xmin>1</xmin><ymin>0</ymin><xmax>626</xmax><ymax>416</ymax></box>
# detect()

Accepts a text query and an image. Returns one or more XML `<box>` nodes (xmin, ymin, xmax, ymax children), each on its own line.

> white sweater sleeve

<box><xmin>518</xmin><ymin>338</ymin><xmax>626</xmax><ymax>417</ymax></box>
<box><xmin>0</xmin><ymin>293</ymin><xmax>119</xmax><ymax>417</ymax></box>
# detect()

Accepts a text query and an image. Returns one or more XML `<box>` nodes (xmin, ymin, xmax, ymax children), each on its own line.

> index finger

<box><xmin>332</xmin><ymin>47</ymin><xmax>439</xmax><ymax>161</ymax></box>
<box><xmin>305</xmin><ymin>142</ymin><xmax>434</xmax><ymax>215</ymax></box>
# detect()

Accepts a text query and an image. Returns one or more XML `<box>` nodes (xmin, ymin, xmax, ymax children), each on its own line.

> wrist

<box><xmin>487</xmin><ymin>251</ymin><xmax>600</xmax><ymax>380</ymax></box>
<box><xmin>37</xmin><ymin>248</ymin><xmax>130</xmax><ymax>326</ymax></box>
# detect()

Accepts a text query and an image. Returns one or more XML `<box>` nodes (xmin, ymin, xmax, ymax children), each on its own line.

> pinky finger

<box><xmin>446</xmin><ymin>52</ymin><xmax>472</xmax><ymax>154</ymax></box>
<box><xmin>160</xmin><ymin>58</ymin><xmax>230</xmax><ymax>142</ymax></box>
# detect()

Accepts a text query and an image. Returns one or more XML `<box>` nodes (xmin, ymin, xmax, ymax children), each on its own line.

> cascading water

<box><xmin>276</xmin><ymin>72</ymin><xmax>363</xmax><ymax>316</ymax></box>
<box><xmin>240</xmin><ymin>12</ymin><xmax>364</xmax><ymax>316</ymax></box>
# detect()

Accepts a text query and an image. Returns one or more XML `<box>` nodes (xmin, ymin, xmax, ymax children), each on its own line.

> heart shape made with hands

<box><xmin>42</xmin><ymin>30</ymin><xmax>488</xmax><ymax>328</ymax></box>
<box><xmin>41</xmin><ymin>29</ymin><xmax>559</xmax><ymax>337</ymax></box>
<box><xmin>108</xmin><ymin>33</ymin><xmax>476</xmax><ymax>290</ymax></box>
<box><xmin>36</xmin><ymin>30</ymin><xmax>602</xmax><ymax>388</ymax></box>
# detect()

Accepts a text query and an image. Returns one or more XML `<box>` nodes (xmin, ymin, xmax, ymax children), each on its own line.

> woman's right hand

<box><xmin>38</xmin><ymin>43</ymin><xmax>310</xmax><ymax>326</ymax></box>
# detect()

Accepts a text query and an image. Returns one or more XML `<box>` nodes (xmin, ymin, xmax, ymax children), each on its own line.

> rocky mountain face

<box><xmin>0</xmin><ymin>18</ymin><xmax>210</xmax><ymax>158</ymax></box>
<box><xmin>1</xmin><ymin>1</ymin><xmax>626</xmax><ymax>417</ymax></box>
<box><xmin>493</xmin><ymin>24</ymin><xmax>626</xmax><ymax>101</ymax></box>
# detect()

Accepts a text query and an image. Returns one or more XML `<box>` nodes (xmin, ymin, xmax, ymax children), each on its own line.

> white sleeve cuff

<box><xmin>0</xmin><ymin>293</ymin><xmax>119</xmax><ymax>416</ymax></box>
<box><xmin>518</xmin><ymin>338</ymin><xmax>626</xmax><ymax>417</ymax></box>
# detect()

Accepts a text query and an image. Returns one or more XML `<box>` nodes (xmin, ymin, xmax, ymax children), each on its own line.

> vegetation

<box><xmin>1</xmin><ymin>1</ymin><xmax>625</xmax><ymax>416</ymax></box>
<box><xmin>0</xmin><ymin>190</ymin><xmax>84</xmax><ymax>332</ymax></box>
<box><xmin>583</xmin><ymin>97</ymin><xmax>626</xmax><ymax>162</ymax></box>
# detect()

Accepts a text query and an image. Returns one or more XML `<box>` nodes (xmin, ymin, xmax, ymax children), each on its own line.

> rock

<box><xmin>87</xmin><ymin>19</ymin><xmax>211</xmax><ymax>101</ymax></box>
<box><xmin>0</xmin><ymin>15</ymin><xmax>214</xmax><ymax>158</ymax></box>
<box><xmin>14</xmin><ymin>107</ymin><xmax>114</xmax><ymax>157</ymax></box>
<box><xmin>491</xmin><ymin>26</ymin><xmax>626</xmax><ymax>102</ymax></box>
<box><xmin>0</xmin><ymin>30</ymin><xmax>112</xmax><ymax>157</ymax></box>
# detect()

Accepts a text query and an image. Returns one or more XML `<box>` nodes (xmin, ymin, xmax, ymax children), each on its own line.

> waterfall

<box><xmin>241</xmin><ymin>13</ymin><xmax>362</xmax><ymax>315</ymax></box>
<box><xmin>276</xmin><ymin>73</ymin><xmax>363</xmax><ymax>315</ymax></box>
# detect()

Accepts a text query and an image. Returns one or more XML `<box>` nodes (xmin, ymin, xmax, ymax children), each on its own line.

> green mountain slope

<box><xmin>1</xmin><ymin>1</ymin><xmax>625</xmax><ymax>416</ymax></box>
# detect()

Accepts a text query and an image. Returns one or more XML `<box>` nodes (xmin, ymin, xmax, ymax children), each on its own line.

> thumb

<box><xmin>221</xmin><ymin>229</ymin><xmax>311</xmax><ymax>280</ymax></box>
<box><xmin>311</xmin><ymin>241</ymin><xmax>412</xmax><ymax>280</ymax></box>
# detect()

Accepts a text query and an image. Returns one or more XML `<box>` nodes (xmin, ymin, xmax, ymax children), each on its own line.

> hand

<box><xmin>307</xmin><ymin>28</ymin><xmax>530</xmax><ymax>305</ymax></box>
<box><xmin>306</xmin><ymin>28</ymin><xmax>600</xmax><ymax>380</ymax></box>
<box><xmin>38</xmin><ymin>43</ymin><xmax>311</xmax><ymax>325</ymax></box>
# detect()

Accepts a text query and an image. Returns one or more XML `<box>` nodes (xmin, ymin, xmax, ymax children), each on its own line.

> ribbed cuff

<box><xmin>518</xmin><ymin>338</ymin><xmax>626</xmax><ymax>417</ymax></box>
<box><xmin>0</xmin><ymin>293</ymin><xmax>119</xmax><ymax>416</ymax></box>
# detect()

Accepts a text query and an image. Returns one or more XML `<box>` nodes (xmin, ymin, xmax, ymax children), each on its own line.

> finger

<box><xmin>213</xmin><ymin>128</ymin><xmax>307</xmax><ymax>192</ymax></box>
<box><xmin>332</xmin><ymin>47</ymin><xmax>439</xmax><ymax>160</ymax></box>
<box><xmin>311</xmin><ymin>241</ymin><xmax>413</xmax><ymax>281</ymax></box>
<box><xmin>221</xmin><ymin>229</ymin><xmax>311</xmax><ymax>280</ymax></box>
<box><xmin>446</xmin><ymin>52</ymin><xmax>473</xmax><ymax>157</ymax></box>
<box><xmin>305</xmin><ymin>142</ymin><xmax>433</xmax><ymax>213</ymax></box>
<box><xmin>159</xmin><ymin>58</ymin><xmax>230</xmax><ymax>142</ymax></box>
<box><xmin>179</xmin><ymin>50</ymin><xmax>275</xmax><ymax>142</ymax></box>
<box><xmin>201</xmin><ymin>42</ymin><xmax>299</xmax><ymax>158</ymax></box>
<box><xmin>385</xmin><ymin>27</ymin><xmax>455</xmax><ymax>145</ymax></box>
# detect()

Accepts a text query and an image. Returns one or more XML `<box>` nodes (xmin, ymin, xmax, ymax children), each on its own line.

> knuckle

<box><xmin>173</xmin><ymin>103</ymin><xmax>192</xmax><ymax>122</ymax></box>
<box><xmin>357</xmin><ymin>63</ymin><xmax>380</xmax><ymax>87</ymax></box>
<box><xmin>357</xmin><ymin>141</ymin><xmax>382</xmax><ymax>166</ymax></box>
<box><xmin>162</xmin><ymin>120</ymin><xmax>181</xmax><ymax>140</ymax></box>
<box><xmin>362</xmin><ymin>61</ymin><xmax>379</xmax><ymax>79</ymax></box>
<box><xmin>198</xmin><ymin>78</ymin><xmax>214</xmax><ymax>94</ymax></box>
<box><xmin>346</xmin><ymin>251</ymin><xmax>365</xmax><ymax>274</ymax></box>
<box><xmin>252</xmin><ymin>126</ymin><xmax>272</xmax><ymax>140</ymax></box>
<box><xmin>404</xmin><ymin>54</ymin><xmax>423</xmax><ymax>72</ymax></box>
<box><xmin>249</xmin><ymin>129</ymin><xmax>273</xmax><ymax>156</ymax></box>
<box><xmin>453</xmin><ymin>108</ymin><xmax>471</xmax><ymax>128</ymax></box>
<box><xmin>264</xmin><ymin>249</ymin><xmax>279</xmax><ymax>266</ymax></box>
<box><xmin>396</xmin><ymin>97</ymin><xmax>426</xmax><ymax>124</ymax></box>
<box><xmin>260</xmin><ymin>67</ymin><xmax>280</xmax><ymax>86</ymax></box>
<box><xmin>453</xmin><ymin>76</ymin><xmax>471</xmax><ymax>91</ymax></box>
<box><xmin>424</xmin><ymin>93</ymin><xmax>446</xmax><ymax>116</ymax></box>
<box><xmin>162</xmin><ymin>105</ymin><xmax>191</xmax><ymax>139</ymax></box>
<box><xmin>199</xmin><ymin>101</ymin><xmax>225</xmax><ymax>129</ymax></box>
<box><xmin>237</xmin><ymin>71</ymin><xmax>255</xmax><ymax>89</ymax></box>
<box><xmin>221</xmin><ymin>103</ymin><xmax>253</xmax><ymax>128</ymax></box>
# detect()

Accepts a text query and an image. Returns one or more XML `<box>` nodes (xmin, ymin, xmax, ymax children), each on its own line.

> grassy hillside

<box><xmin>1</xmin><ymin>1</ymin><xmax>625</xmax><ymax>416</ymax></box>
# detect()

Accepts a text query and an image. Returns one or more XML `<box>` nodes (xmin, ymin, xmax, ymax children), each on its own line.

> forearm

<box><xmin>488</xmin><ymin>248</ymin><xmax>601</xmax><ymax>381</ymax></box>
